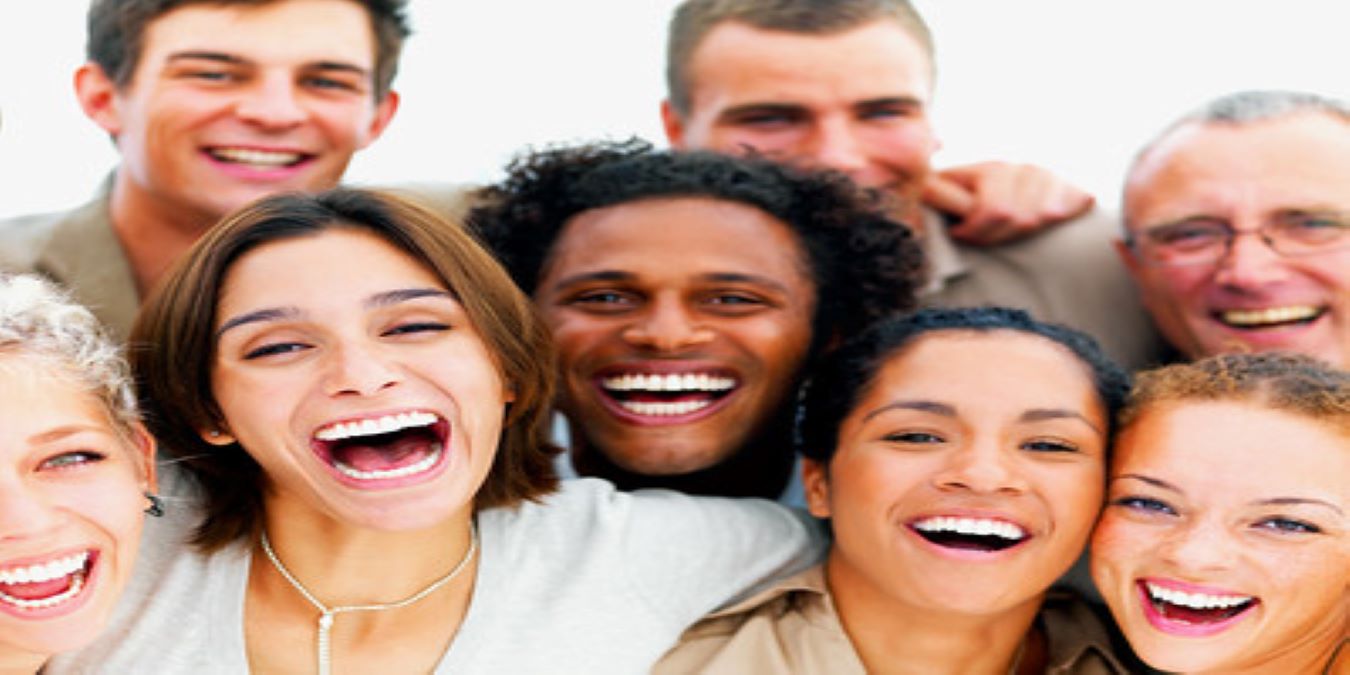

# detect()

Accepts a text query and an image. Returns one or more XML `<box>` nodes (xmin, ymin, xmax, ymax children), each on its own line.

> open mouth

<box><xmin>0</xmin><ymin>551</ymin><xmax>94</xmax><ymax>611</ymax></box>
<box><xmin>1141</xmin><ymin>580</ymin><xmax>1258</xmax><ymax>626</ymax></box>
<box><xmin>911</xmin><ymin>516</ymin><xmax>1028</xmax><ymax>553</ymax></box>
<box><xmin>205</xmin><ymin>146</ymin><xmax>313</xmax><ymax>170</ymax></box>
<box><xmin>598</xmin><ymin>371</ymin><xmax>738</xmax><ymax>418</ymax></box>
<box><xmin>312</xmin><ymin>411</ymin><xmax>448</xmax><ymax>483</ymax></box>
<box><xmin>1215</xmin><ymin>305</ymin><xmax>1325</xmax><ymax>331</ymax></box>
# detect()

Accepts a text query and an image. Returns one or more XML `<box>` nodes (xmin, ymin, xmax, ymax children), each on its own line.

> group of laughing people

<box><xmin>0</xmin><ymin>1</ymin><xmax>1345</xmax><ymax>674</ymax></box>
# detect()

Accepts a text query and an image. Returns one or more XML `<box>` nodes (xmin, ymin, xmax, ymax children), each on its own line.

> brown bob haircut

<box><xmin>130</xmin><ymin>188</ymin><xmax>560</xmax><ymax>551</ymax></box>
<box><xmin>87</xmin><ymin>0</ymin><xmax>410</xmax><ymax>100</ymax></box>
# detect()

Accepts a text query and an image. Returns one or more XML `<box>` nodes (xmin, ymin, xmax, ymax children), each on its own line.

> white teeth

<box><xmin>601</xmin><ymin>373</ymin><xmax>736</xmax><ymax>393</ymax></box>
<box><xmin>210</xmin><ymin>146</ymin><xmax>303</xmax><ymax>167</ymax></box>
<box><xmin>333</xmin><ymin>445</ymin><xmax>442</xmax><ymax>481</ymax></box>
<box><xmin>1220</xmin><ymin>305</ymin><xmax>1322</xmax><ymax>327</ymax></box>
<box><xmin>315</xmin><ymin>411</ymin><xmax>438</xmax><ymax>442</ymax></box>
<box><xmin>618</xmin><ymin>400</ymin><xmax>714</xmax><ymax>417</ymax></box>
<box><xmin>0</xmin><ymin>551</ymin><xmax>89</xmax><ymax>585</ymax></box>
<box><xmin>1145</xmin><ymin>582</ymin><xmax>1254</xmax><ymax>610</ymax></box>
<box><xmin>0</xmin><ymin>572</ymin><xmax>86</xmax><ymax>610</ymax></box>
<box><xmin>913</xmin><ymin>516</ymin><xmax>1027</xmax><ymax>541</ymax></box>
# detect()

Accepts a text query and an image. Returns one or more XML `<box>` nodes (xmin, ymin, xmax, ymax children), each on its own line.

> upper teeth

<box><xmin>0</xmin><ymin>552</ymin><xmax>89</xmax><ymax>585</ymax></box>
<box><xmin>211</xmin><ymin>147</ymin><xmax>303</xmax><ymax>167</ymax></box>
<box><xmin>1146</xmin><ymin>582</ymin><xmax>1253</xmax><ymax>610</ymax></box>
<box><xmin>1220</xmin><ymin>306</ymin><xmax>1321</xmax><ymax>327</ymax></box>
<box><xmin>315</xmin><ymin>411</ymin><xmax>438</xmax><ymax>442</ymax></box>
<box><xmin>913</xmin><ymin>517</ymin><xmax>1026</xmax><ymax>541</ymax></box>
<box><xmin>602</xmin><ymin>373</ymin><xmax>736</xmax><ymax>393</ymax></box>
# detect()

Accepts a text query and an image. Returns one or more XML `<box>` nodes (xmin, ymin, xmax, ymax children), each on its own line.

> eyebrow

<box><xmin>1114</xmin><ymin>476</ymin><xmax>1342</xmax><ymax>514</ymax></box>
<box><xmin>30</xmin><ymin>424</ymin><xmax>113</xmax><ymax>445</ymax></box>
<box><xmin>165</xmin><ymin>51</ymin><xmax>370</xmax><ymax>77</ymax></box>
<box><xmin>861</xmin><ymin>401</ymin><xmax>1100</xmax><ymax>435</ymax></box>
<box><xmin>1021</xmin><ymin>408</ymin><xmax>1104</xmax><ymax>436</ymax></box>
<box><xmin>216</xmin><ymin>287</ymin><xmax>452</xmax><ymax>338</ymax></box>
<box><xmin>549</xmin><ymin>270</ymin><xmax>792</xmax><ymax>294</ymax></box>
<box><xmin>1113</xmin><ymin>473</ymin><xmax>1183</xmax><ymax>493</ymax></box>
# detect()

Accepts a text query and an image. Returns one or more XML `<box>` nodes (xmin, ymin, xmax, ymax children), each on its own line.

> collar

<box><xmin>918</xmin><ymin>207</ymin><xmax>971</xmax><ymax>295</ymax></box>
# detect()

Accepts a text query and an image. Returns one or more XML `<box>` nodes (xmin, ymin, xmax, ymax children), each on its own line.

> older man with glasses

<box><xmin>1119</xmin><ymin>90</ymin><xmax>1350</xmax><ymax>369</ymax></box>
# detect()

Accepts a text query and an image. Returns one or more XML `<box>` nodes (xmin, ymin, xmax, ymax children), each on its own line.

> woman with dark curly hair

<box><xmin>49</xmin><ymin>188</ymin><xmax>820</xmax><ymax>673</ymax></box>
<box><xmin>471</xmin><ymin>139</ymin><xmax>925</xmax><ymax>499</ymax></box>
<box><xmin>659</xmin><ymin>307</ymin><xmax>1136</xmax><ymax>673</ymax></box>
<box><xmin>1092</xmin><ymin>353</ymin><xmax>1348</xmax><ymax>675</ymax></box>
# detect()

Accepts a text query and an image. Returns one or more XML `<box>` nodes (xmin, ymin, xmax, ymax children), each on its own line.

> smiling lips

<box><xmin>598</xmin><ymin>371</ymin><xmax>738</xmax><ymax>418</ymax></box>
<box><xmin>0</xmin><ymin>551</ymin><xmax>93</xmax><ymax>611</ymax></box>
<box><xmin>311</xmin><ymin>411</ymin><xmax>447</xmax><ymax>484</ymax></box>
<box><xmin>1139</xmin><ymin>579</ymin><xmax>1259</xmax><ymax>636</ymax></box>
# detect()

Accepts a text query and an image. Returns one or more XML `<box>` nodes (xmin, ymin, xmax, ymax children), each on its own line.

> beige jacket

<box><xmin>656</xmin><ymin>565</ymin><xmax>1133</xmax><ymax>674</ymax></box>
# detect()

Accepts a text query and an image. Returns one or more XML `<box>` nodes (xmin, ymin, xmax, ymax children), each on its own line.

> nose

<box><xmin>0</xmin><ymin>480</ymin><xmax>59</xmax><ymax>543</ymax></box>
<box><xmin>805</xmin><ymin>117</ymin><xmax>869</xmax><ymax>177</ymax></box>
<box><xmin>620</xmin><ymin>298</ymin><xmax>714</xmax><ymax>353</ymax></box>
<box><xmin>931</xmin><ymin>439</ymin><xmax>1028</xmax><ymax>495</ymax></box>
<box><xmin>1212</xmin><ymin>229</ymin><xmax>1291</xmax><ymax>289</ymax></box>
<box><xmin>1157</xmin><ymin>517</ymin><xmax>1236</xmax><ymax>573</ymax></box>
<box><xmin>321</xmin><ymin>341</ymin><xmax>402</xmax><ymax>397</ymax></box>
<box><xmin>234</xmin><ymin>74</ymin><xmax>307</xmax><ymax>129</ymax></box>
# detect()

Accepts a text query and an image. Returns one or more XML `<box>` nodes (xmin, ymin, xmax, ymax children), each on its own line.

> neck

<box><xmin>108</xmin><ymin>170</ymin><xmax>219</xmax><ymax>297</ymax></box>
<box><xmin>0</xmin><ymin>649</ymin><xmax>45</xmax><ymax>675</ymax></box>
<box><xmin>825</xmin><ymin>554</ymin><xmax>1042</xmax><ymax>675</ymax></box>
<box><xmin>570</xmin><ymin>416</ymin><xmax>796</xmax><ymax>499</ymax></box>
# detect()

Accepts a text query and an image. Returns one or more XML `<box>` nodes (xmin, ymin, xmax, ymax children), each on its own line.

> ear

<box><xmin>359</xmin><ymin>89</ymin><xmax>400</xmax><ymax>149</ymax></box>
<box><xmin>660</xmin><ymin>99</ymin><xmax>688</xmax><ymax>149</ymax></box>
<box><xmin>1114</xmin><ymin>237</ymin><xmax>1145</xmax><ymax>280</ymax></box>
<box><xmin>801</xmin><ymin>458</ymin><xmax>832</xmax><ymax>519</ymax></box>
<box><xmin>128</xmin><ymin>422</ymin><xmax>159</xmax><ymax>493</ymax></box>
<box><xmin>74</xmin><ymin>62</ymin><xmax>123</xmax><ymax>136</ymax></box>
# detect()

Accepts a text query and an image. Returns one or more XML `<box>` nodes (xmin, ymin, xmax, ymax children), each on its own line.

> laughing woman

<box><xmin>659</xmin><ymin>307</ymin><xmax>1136</xmax><ymax>674</ymax></box>
<box><xmin>0</xmin><ymin>275</ymin><xmax>156</xmax><ymax>674</ymax></box>
<box><xmin>47</xmin><ymin>189</ymin><xmax>819</xmax><ymax>674</ymax></box>
<box><xmin>1092</xmin><ymin>353</ymin><xmax>1348</xmax><ymax>675</ymax></box>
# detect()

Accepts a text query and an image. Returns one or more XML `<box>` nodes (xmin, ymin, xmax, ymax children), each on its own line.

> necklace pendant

<box><xmin>319</xmin><ymin>612</ymin><xmax>334</xmax><ymax>631</ymax></box>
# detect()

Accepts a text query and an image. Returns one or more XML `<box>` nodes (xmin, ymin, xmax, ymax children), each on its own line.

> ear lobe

<box><xmin>660</xmin><ymin>99</ymin><xmax>688</xmax><ymax>149</ymax></box>
<box><xmin>801</xmin><ymin>458</ymin><xmax>832</xmax><ymax>519</ymax></box>
<box><xmin>74</xmin><ymin>62</ymin><xmax>123</xmax><ymax>136</ymax></box>
<box><xmin>200</xmin><ymin>425</ymin><xmax>237</xmax><ymax>447</ymax></box>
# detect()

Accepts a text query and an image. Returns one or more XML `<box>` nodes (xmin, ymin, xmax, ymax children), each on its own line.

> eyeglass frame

<box><xmin>1124</xmin><ymin>210</ymin><xmax>1350</xmax><ymax>267</ymax></box>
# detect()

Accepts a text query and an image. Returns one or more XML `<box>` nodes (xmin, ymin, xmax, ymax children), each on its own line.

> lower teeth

<box><xmin>334</xmin><ymin>445</ymin><xmax>441</xmax><ymax>481</ymax></box>
<box><xmin>0</xmin><ymin>572</ymin><xmax>86</xmax><ymax>610</ymax></box>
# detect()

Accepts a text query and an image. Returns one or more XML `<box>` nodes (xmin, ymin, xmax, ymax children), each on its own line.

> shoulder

<box><xmin>381</xmin><ymin>182</ymin><xmax>487</xmax><ymax>224</ymax></box>
<box><xmin>1039</xmin><ymin>590</ymin><xmax>1138</xmax><ymax>675</ymax></box>
<box><xmin>0</xmin><ymin>198</ymin><xmax>111</xmax><ymax>271</ymax></box>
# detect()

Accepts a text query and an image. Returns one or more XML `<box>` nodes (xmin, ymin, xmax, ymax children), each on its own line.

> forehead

<box><xmin>685</xmin><ymin>18</ymin><xmax>934</xmax><ymax>110</ymax></box>
<box><xmin>1116</xmin><ymin>401</ymin><xmax>1348</xmax><ymax>499</ymax></box>
<box><xmin>0</xmin><ymin>355</ymin><xmax>113</xmax><ymax>436</ymax></box>
<box><xmin>544</xmin><ymin>195</ymin><xmax>814</xmax><ymax>285</ymax></box>
<box><xmin>218</xmin><ymin>229</ymin><xmax>442</xmax><ymax>314</ymax></box>
<box><xmin>1126</xmin><ymin>112</ymin><xmax>1350</xmax><ymax>223</ymax></box>
<box><xmin>137</xmin><ymin>0</ymin><xmax>377</xmax><ymax>71</ymax></box>
<box><xmin>859</xmin><ymin>331</ymin><xmax>1100</xmax><ymax>416</ymax></box>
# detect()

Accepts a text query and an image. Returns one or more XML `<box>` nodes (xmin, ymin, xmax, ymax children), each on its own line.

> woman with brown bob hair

<box><xmin>49</xmin><ymin>189</ymin><xmax>819</xmax><ymax>674</ymax></box>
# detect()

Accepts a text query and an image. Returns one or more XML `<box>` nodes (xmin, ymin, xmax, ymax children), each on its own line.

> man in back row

<box><xmin>0</xmin><ymin>0</ymin><xmax>1093</xmax><ymax>343</ymax></box>
<box><xmin>660</xmin><ymin>0</ymin><xmax>1162</xmax><ymax>368</ymax></box>
<box><xmin>1118</xmin><ymin>90</ymin><xmax>1350</xmax><ymax>370</ymax></box>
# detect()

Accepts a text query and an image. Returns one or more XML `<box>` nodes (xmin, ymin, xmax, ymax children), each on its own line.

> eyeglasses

<box><xmin>1127</xmin><ymin>211</ymin><xmax>1350</xmax><ymax>266</ymax></box>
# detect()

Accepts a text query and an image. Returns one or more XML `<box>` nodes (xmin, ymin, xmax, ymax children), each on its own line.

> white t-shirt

<box><xmin>48</xmin><ymin>474</ymin><xmax>821</xmax><ymax>674</ymax></box>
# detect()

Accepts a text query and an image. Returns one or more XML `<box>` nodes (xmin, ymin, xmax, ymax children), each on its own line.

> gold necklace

<box><xmin>259</xmin><ymin>523</ymin><xmax>478</xmax><ymax>675</ymax></box>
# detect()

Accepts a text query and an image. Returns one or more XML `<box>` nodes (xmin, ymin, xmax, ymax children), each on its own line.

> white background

<box><xmin>1</xmin><ymin>1</ymin><xmax>1347</xmax><ymax>218</ymax></box>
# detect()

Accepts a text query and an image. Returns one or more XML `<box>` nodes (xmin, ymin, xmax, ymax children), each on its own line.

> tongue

<box><xmin>332</xmin><ymin>435</ymin><xmax>433</xmax><ymax>473</ymax></box>
<box><xmin>0</xmin><ymin>575</ymin><xmax>75</xmax><ymax>601</ymax></box>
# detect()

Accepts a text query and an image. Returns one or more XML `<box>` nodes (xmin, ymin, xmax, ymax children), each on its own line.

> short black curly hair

<box><xmin>798</xmin><ymin>307</ymin><xmax>1133</xmax><ymax>464</ymax></box>
<box><xmin>470</xmin><ymin>139</ymin><xmax>925</xmax><ymax>354</ymax></box>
